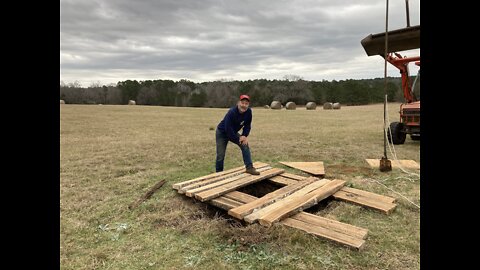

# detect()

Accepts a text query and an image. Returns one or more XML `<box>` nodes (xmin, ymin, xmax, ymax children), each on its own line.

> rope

<box><xmin>364</xmin><ymin>0</ymin><xmax>419</xmax><ymax>210</ymax></box>
<box><xmin>365</xmin><ymin>177</ymin><xmax>420</xmax><ymax>209</ymax></box>
<box><xmin>381</xmin><ymin>0</ymin><xmax>420</xmax><ymax>181</ymax></box>
<box><xmin>382</xmin><ymin>0</ymin><xmax>389</xmax><ymax>159</ymax></box>
<box><xmin>384</xmin><ymin>98</ymin><xmax>420</xmax><ymax>180</ymax></box>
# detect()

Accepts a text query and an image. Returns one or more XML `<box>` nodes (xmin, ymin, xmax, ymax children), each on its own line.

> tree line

<box><xmin>60</xmin><ymin>76</ymin><xmax>414</xmax><ymax>107</ymax></box>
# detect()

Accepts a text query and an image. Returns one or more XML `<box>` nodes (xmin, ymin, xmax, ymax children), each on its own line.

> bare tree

<box><xmin>89</xmin><ymin>80</ymin><xmax>102</xmax><ymax>88</ymax></box>
<box><xmin>106</xmin><ymin>87</ymin><xmax>122</xmax><ymax>104</ymax></box>
<box><xmin>137</xmin><ymin>86</ymin><xmax>159</xmax><ymax>105</ymax></box>
<box><xmin>283</xmin><ymin>74</ymin><xmax>303</xmax><ymax>81</ymax></box>
<box><xmin>67</xmin><ymin>80</ymin><xmax>82</xmax><ymax>88</ymax></box>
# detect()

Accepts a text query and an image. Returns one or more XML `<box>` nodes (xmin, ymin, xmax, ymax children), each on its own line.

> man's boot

<box><xmin>246</xmin><ymin>166</ymin><xmax>260</xmax><ymax>175</ymax></box>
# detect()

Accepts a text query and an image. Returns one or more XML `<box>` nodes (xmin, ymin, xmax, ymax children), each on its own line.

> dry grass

<box><xmin>60</xmin><ymin>103</ymin><xmax>420</xmax><ymax>269</ymax></box>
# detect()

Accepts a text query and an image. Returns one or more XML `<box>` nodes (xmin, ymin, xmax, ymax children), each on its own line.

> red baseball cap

<box><xmin>239</xmin><ymin>94</ymin><xmax>250</xmax><ymax>101</ymax></box>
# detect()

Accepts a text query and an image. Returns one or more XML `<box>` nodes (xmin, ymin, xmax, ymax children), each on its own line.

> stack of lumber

<box><xmin>172</xmin><ymin>162</ymin><xmax>284</xmax><ymax>202</ymax></box>
<box><xmin>210</xmin><ymin>190</ymin><xmax>368</xmax><ymax>250</ymax></box>
<box><xmin>172</xmin><ymin>162</ymin><xmax>398</xmax><ymax>250</ymax></box>
<box><xmin>268</xmin><ymin>173</ymin><xmax>397</xmax><ymax>214</ymax></box>
<box><xmin>236</xmin><ymin>179</ymin><xmax>346</xmax><ymax>227</ymax></box>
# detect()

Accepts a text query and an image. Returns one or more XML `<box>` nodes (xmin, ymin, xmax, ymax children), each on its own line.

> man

<box><xmin>215</xmin><ymin>94</ymin><xmax>260</xmax><ymax>175</ymax></box>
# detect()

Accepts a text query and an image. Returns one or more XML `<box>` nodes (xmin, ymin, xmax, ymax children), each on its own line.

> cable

<box><xmin>365</xmin><ymin>0</ymin><xmax>419</xmax><ymax>210</ymax></box>
<box><xmin>365</xmin><ymin>177</ymin><xmax>420</xmax><ymax>209</ymax></box>
<box><xmin>384</xmin><ymin>101</ymin><xmax>420</xmax><ymax>180</ymax></box>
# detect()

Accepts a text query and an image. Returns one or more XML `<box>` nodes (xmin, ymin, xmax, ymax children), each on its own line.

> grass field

<box><xmin>60</xmin><ymin>103</ymin><xmax>420</xmax><ymax>269</ymax></box>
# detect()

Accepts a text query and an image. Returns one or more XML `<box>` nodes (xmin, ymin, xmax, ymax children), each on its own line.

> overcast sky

<box><xmin>60</xmin><ymin>0</ymin><xmax>420</xmax><ymax>86</ymax></box>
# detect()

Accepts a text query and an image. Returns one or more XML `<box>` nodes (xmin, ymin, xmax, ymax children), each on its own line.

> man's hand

<box><xmin>239</xmin><ymin>136</ymin><xmax>248</xmax><ymax>146</ymax></box>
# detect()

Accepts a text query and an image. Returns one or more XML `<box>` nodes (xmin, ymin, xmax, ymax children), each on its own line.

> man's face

<box><xmin>237</xmin><ymin>99</ymin><xmax>249</xmax><ymax>113</ymax></box>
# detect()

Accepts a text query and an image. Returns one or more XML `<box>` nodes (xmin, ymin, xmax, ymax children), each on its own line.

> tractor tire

<box><xmin>387</xmin><ymin>122</ymin><xmax>406</xmax><ymax>145</ymax></box>
<box><xmin>410</xmin><ymin>134</ymin><xmax>420</xmax><ymax>141</ymax></box>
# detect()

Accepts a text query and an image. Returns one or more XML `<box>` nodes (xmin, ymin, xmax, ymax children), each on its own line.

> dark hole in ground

<box><xmin>303</xmin><ymin>196</ymin><xmax>334</xmax><ymax>214</ymax></box>
<box><xmin>237</xmin><ymin>179</ymin><xmax>282</xmax><ymax>198</ymax></box>
<box><xmin>176</xmin><ymin>180</ymin><xmax>283</xmax><ymax>226</ymax></box>
<box><xmin>164</xmin><ymin>180</ymin><xmax>334</xmax><ymax>232</ymax></box>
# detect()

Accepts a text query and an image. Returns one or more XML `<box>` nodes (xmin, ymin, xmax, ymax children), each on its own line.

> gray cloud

<box><xmin>60</xmin><ymin>0</ymin><xmax>420</xmax><ymax>86</ymax></box>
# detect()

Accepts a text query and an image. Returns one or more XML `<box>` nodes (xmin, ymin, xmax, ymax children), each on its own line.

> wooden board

<box><xmin>280</xmin><ymin>161</ymin><xmax>325</xmax><ymax>175</ymax></box>
<box><xmin>219</xmin><ymin>191</ymin><xmax>368</xmax><ymax>239</ymax></box>
<box><xmin>172</xmin><ymin>162</ymin><xmax>270</xmax><ymax>190</ymax></box>
<box><xmin>243</xmin><ymin>179</ymin><xmax>330</xmax><ymax>223</ymax></box>
<box><xmin>184</xmin><ymin>166</ymin><xmax>272</xmax><ymax>196</ymax></box>
<box><xmin>258</xmin><ymin>179</ymin><xmax>346</xmax><ymax>227</ymax></box>
<box><xmin>210</xmin><ymin>196</ymin><xmax>243</xmax><ymax>210</ymax></box>
<box><xmin>280</xmin><ymin>172</ymin><xmax>309</xmax><ymax>181</ymax></box>
<box><xmin>290</xmin><ymin>212</ymin><xmax>368</xmax><ymax>240</ymax></box>
<box><xmin>228</xmin><ymin>177</ymin><xmax>317</xmax><ymax>219</ymax></box>
<box><xmin>179</xmin><ymin>164</ymin><xmax>271</xmax><ymax>194</ymax></box>
<box><xmin>172</xmin><ymin>165</ymin><xmax>405</xmax><ymax>250</ymax></box>
<box><xmin>365</xmin><ymin>159</ymin><xmax>420</xmax><ymax>170</ymax></box>
<box><xmin>281</xmin><ymin>217</ymin><xmax>365</xmax><ymax>250</ymax></box>
<box><xmin>268</xmin><ymin>175</ymin><xmax>299</xmax><ymax>186</ymax></box>
<box><xmin>333</xmin><ymin>190</ymin><xmax>397</xmax><ymax>215</ymax></box>
<box><xmin>340</xmin><ymin>187</ymin><xmax>396</xmax><ymax>204</ymax></box>
<box><xmin>223</xmin><ymin>191</ymin><xmax>257</xmax><ymax>204</ymax></box>
<box><xmin>211</xmin><ymin>190</ymin><xmax>367</xmax><ymax>250</ymax></box>
<box><xmin>194</xmin><ymin>168</ymin><xmax>285</xmax><ymax>202</ymax></box>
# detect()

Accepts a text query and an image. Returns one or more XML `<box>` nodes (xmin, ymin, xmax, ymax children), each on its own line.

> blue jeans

<box><xmin>215</xmin><ymin>128</ymin><xmax>253</xmax><ymax>172</ymax></box>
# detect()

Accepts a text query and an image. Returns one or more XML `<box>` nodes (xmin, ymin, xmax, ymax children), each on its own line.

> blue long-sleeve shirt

<box><xmin>217</xmin><ymin>106</ymin><xmax>252</xmax><ymax>144</ymax></box>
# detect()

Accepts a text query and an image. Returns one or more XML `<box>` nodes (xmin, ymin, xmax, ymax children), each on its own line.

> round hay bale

<box><xmin>285</xmin><ymin>102</ymin><xmax>296</xmax><ymax>110</ymax></box>
<box><xmin>332</xmin><ymin>102</ymin><xmax>341</xmax><ymax>109</ymax></box>
<box><xmin>323</xmin><ymin>102</ymin><xmax>333</xmax><ymax>110</ymax></box>
<box><xmin>306</xmin><ymin>102</ymin><xmax>317</xmax><ymax>110</ymax></box>
<box><xmin>60</xmin><ymin>100</ymin><xmax>65</xmax><ymax>104</ymax></box>
<box><xmin>270</xmin><ymin>101</ymin><xmax>282</xmax><ymax>110</ymax></box>
<box><xmin>264</xmin><ymin>105</ymin><xmax>270</xmax><ymax>109</ymax></box>
<box><xmin>128</xmin><ymin>100</ymin><xmax>136</xmax><ymax>105</ymax></box>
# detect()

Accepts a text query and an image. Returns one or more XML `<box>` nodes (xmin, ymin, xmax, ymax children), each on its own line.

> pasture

<box><xmin>60</xmin><ymin>103</ymin><xmax>420</xmax><ymax>269</ymax></box>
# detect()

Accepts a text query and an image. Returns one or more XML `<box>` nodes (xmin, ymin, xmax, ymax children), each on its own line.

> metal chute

<box><xmin>360</xmin><ymin>25</ymin><xmax>420</xmax><ymax>56</ymax></box>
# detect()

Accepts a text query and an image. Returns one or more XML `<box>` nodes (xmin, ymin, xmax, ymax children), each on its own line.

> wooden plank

<box><xmin>172</xmin><ymin>162</ymin><xmax>269</xmax><ymax>189</ymax></box>
<box><xmin>172</xmin><ymin>165</ymin><xmax>246</xmax><ymax>190</ymax></box>
<box><xmin>210</xmin><ymin>196</ymin><xmax>243</xmax><ymax>210</ymax></box>
<box><xmin>280</xmin><ymin>161</ymin><xmax>325</xmax><ymax>176</ymax></box>
<box><xmin>128</xmin><ymin>179</ymin><xmax>166</xmax><ymax>210</ymax></box>
<box><xmin>265</xmin><ymin>172</ymin><xmax>310</xmax><ymax>186</ymax></box>
<box><xmin>340</xmin><ymin>186</ymin><xmax>396</xmax><ymax>204</ymax></box>
<box><xmin>228</xmin><ymin>177</ymin><xmax>317</xmax><ymax>219</ymax></box>
<box><xmin>180</xmin><ymin>164</ymin><xmax>271</xmax><ymax>193</ymax></box>
<box><xmin>179</xmin><ymin>164</ymin><xmax>271</xmax><ymax>193</ymax></box>
<box><xmin>365</xmin><ymin>159</ymin><xmax>420</xmax><ymax>170</ymax></box>
<box><xmin>223</xmin><ymin>191</ymin><xmax>257</xmax><ymax>204</ymax></box>
<box><xmin>243</xmin><ymin>179</ymin><xmax>330</xmax><ymax>223</ymax></box>
<box><xmin>291</xmin><ymin>212</ymin><xmax>368</xmax><ymax>240</ymax></box>
<box><xmin>258</xmin><ymin>179</ymin><xmax>346</xmax><ymax>227</ymax></box>
<box><xmin>280</xmin><ymin>172</ymin><xmax>308</xmax><ymax>181</ymax></box>
<box><xmin>223</xmin><ymin>190</ymin><xmax>369</xmax><ymax>240</ymax></box>
<box><xmin>183</xmin><ymin>166</ymin><xmax>271</xmax><ymax>196</ymax></box>
<box><xmin>194</xmin><ymin>168</ymin><xmax>285</xmax><ymax>202</ymax></box>
<box><xmin>268</xmin><ymin>175</ymin><xmax>298</xmax><ymax>186</ymax></box>
<box><xmin>208</xmin><ymin>191</ymin><xmax>367</xmax><ymax>251</ymax></box>
<box><xmin>281</xmin><ymin>218</ymin><xmax>365</xmax><ymax>250</ymax></box>
<box><xmin>333</xmin><ymin>190</ymin><xmax>397</xmax><ymax>215</ymax></box>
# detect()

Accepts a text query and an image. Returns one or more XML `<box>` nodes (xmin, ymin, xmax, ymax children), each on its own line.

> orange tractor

<box><xmin>361</xmin><ymin>24</ymin><xmax>420</xmax><ymax>144</ymax></box>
